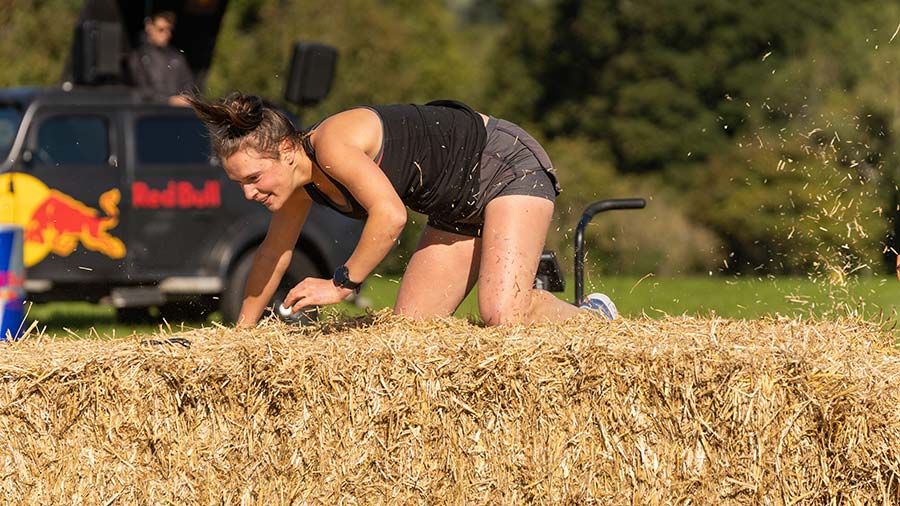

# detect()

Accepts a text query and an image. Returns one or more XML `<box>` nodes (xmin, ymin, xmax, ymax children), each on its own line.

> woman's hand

<box><xmin>282</xmin><ymin>277</ymin><xmax>354</xmax><ymax>314</ymax></box>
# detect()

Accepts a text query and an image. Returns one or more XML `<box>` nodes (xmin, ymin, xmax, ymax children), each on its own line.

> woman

<box><xmin>187</xmin><ymin>93</ymin><xmax>618</xmax><ymax>326</ymax></box>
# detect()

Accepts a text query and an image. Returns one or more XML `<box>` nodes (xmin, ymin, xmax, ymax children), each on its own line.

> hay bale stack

<box><xmin>1</xmin><ymin>311</ymin><xmax>899</xmax><ymax>504</ymax></box>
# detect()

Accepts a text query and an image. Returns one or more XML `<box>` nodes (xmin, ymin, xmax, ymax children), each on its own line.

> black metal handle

<box><xmin>574</xmin><ymin>198</ymin><xmax>646</xmax><ymax>305</ymax></box>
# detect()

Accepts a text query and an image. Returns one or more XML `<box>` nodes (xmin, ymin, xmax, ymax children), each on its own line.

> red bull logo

<box><xmin>132</xmin><ymin>180</ymin><xmax>221</xmax><ymax>209</ymax></box>
<box><xmin>0</xmin><ymin>173</ymin><xmax>125</xmax><ymax>266</ymax></box>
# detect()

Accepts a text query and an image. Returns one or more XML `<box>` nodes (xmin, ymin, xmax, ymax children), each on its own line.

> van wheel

<box><xmin>221</xmin><ymin>248</ymin><xmax>321</xmax><ymax>325</ymax></box>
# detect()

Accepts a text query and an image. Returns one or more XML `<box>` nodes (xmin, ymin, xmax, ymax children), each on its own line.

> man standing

<box><xmin>128</xmin><ymin>11</ymin><xmax>195</xmax><ymax>106</ymax></box>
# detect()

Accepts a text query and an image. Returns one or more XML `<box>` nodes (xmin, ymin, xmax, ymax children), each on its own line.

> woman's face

<box><xmin>223</xmin><ymin>148</ymin><xmax>294</xmax><ymax>211</ymax></box>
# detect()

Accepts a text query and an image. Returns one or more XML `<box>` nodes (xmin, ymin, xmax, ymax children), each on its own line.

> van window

<box><xmin>0</xmin><ymin>106</ymin><xmax>21</xmax><ymax>161</ymax></box>
<box><xmin>36</xmin><ymin>115</ymin><xmax>109</xmax><ymax>166</ymax></box>
<box><xmin>136</xmin><ymin>116</ymin><xmax>211</xmax><ymax>165</ymax></box>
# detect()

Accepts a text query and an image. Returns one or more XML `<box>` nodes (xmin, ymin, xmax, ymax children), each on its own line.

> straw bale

<box><xmin>1</xmin><ymin>310</ymin><xmax>900</xmax><ymax>504</ymax></box>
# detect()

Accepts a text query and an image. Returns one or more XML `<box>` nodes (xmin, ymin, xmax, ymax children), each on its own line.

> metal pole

<box><xmin>574</xmin><ymin>198</ymin><xmax>645</xmax><ymax>305</ymax></box>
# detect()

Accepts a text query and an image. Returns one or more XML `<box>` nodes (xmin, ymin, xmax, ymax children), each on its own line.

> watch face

<box><xmin>334</xmin><ymin>265</ymin><xmax>359</xmax><ymax>289</ymax></box>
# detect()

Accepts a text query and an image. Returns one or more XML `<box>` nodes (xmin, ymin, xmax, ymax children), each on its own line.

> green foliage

<box><xmin>0</xmin><ymin>0</ymin><xmax>82</xmax><ymax>87</ymax></box>
<box><xmin>483</xmin><ymin>0</ymin><xmax>898</xmax><ymax>276</ymax></box>
<box><xmin>489</xmin><ymin>0</ymin><xmax>859</xmax><ymax>172</ymax></box>
<box><xmin>545</xmin><ymin>137</ymin><xmax>723</xmax><ymax>276</ymax></box>
<box><xmin>479</xmin><ymin>0</ymin><xmax>554</xmax><ymax>123</ymax></box>
<box><xmin>679</xmin><ymin>0</ymin><xmax>898</xmax><ymax>276</ymax></box>
<box><xmin>685</xmin><ymin>141</ymin><xmax>886</xmax><ymax>277</ymax></box>
<box><xmin>7</xmin><ymin>0</ymin><xmax>900</xmax><ymax>279</ymax></box>
<box><xmin>206</xmin><ymin>0</ymin><xmax>484</xmax><ymax>123</ymax></box>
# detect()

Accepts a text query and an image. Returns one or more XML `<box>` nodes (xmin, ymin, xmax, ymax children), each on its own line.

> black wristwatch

<box><xmin>333</xmin><ymin>265</ymin><xmax>361</xmax><ymax>292</ymax></box>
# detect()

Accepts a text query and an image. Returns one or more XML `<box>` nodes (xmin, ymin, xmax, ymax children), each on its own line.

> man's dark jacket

<box><xmin>127</xmin><ymin>43</ymin><xmax>195</xmax><ymax>99</ymax></box>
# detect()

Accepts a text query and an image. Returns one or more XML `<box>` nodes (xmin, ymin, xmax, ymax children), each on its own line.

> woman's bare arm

<box><xmin>279</xmin><ymin>110</ymin><xmax>407</xmax><ymax>312</ymax></box>
<box><xmin>312</xmin><ymin>113</ymin><xmax>407</xmax><ymax>283</ymax></box>
<box><xmin>237</xmin><ymin>190</ymin><xmax>312</xmax><ymax>326</ymax></box>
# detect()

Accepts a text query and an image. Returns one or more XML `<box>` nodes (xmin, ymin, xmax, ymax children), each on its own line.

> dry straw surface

<box><xmin>1</xmin><ymin>310</ymin><xmax>900</xmax><ymax>505</ymax></box>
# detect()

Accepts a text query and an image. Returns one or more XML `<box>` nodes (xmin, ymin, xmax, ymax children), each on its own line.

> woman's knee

<box><xmin>479</xmin><ymin>291</ymin><xmax>533</xmax><ymax>326</ymax></box>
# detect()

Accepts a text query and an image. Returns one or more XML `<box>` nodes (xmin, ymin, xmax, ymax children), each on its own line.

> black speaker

<box><xmin>284</xmin><ymin>42</ymin><xmax>338</xmax><ymax>106</ymax></box>
<box><xmin>73</xmin><ymin>20</ymin><xmax>123</xmax><ymax>84</ymax></box>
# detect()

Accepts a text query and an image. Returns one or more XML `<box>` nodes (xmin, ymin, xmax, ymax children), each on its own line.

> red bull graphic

<box><xmin>0</xmin><ymin>173</ymin><xmax>125</xmax><ymax>267</ymax></box>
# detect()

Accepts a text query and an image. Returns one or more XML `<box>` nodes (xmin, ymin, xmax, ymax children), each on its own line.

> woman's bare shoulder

<box><xmin>315</xmin><ymin>108</ymin><xmax>380</xmax><ymax>138</ymax></box>
<box><xmin>311</xmin><ymin>107</ymin><xmax>382</xmax><ymax>157</ymax></box>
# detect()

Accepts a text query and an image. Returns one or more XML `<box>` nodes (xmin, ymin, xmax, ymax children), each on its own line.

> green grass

<box><xmin>585</xmin><ymin>275</ymin><xmax>900</xmax><ymax>320</ymax></box>
<box><xmin>17</xmin><ymin>274</ymin><xmax>900</xmax><ymax>339</ymax></box>
<box><xmin>21</xmin><ymin>303</ymin><xmax>213</xmax><ymax>339</ymax></box>
<box><xmin>359</xmin><ymin>274</ymin><xmax>900</xmax><ymax>321</ymax></box>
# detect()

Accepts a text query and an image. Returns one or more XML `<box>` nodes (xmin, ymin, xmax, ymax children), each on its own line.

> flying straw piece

<box><xmin>891</xmin><ymin>20</ymin><xmax>900</xmax><ymax>43</ymax></box>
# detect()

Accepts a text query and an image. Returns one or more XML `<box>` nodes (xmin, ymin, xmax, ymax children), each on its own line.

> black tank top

<box><xmin>302</xmin><ymin>100</ymin><xmax>486</xmax><ymax>222</ymax></box>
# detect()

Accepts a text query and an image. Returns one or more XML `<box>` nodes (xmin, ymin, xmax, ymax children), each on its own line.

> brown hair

<box><xmin>150</xmin><ymin>10</ymin><xmax>177</xmax><ymax>26</ymax></box>
<box><xmin>186</xmin><ymin>92</ymin><xmax>300</xmax><ymax>160</ymax></box>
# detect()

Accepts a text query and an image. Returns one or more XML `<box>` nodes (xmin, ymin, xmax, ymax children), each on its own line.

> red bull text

<box><xmin>132</xmin><ymin>180</ymin><xmax>221</xmax><ymax>209</ymax></box>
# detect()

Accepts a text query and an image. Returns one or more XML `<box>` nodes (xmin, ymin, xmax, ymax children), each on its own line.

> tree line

<box><xmin>3</xmin><ymin>0</ymin><xmax>898</xmax><ymax>278</ymax></box>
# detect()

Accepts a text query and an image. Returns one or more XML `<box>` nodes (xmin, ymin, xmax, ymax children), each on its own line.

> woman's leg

<box><xmin>394</xmin><ymin>225</ymin><xmax>481</xmax><ymax>318</ymax></box>
<box><xmin>478</xmin><ymin>194</ymin><xmax>583</xmax><ymax>325</ymax></box>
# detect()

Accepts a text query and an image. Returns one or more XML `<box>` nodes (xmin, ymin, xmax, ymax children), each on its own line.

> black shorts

<box><xmin>427</xmin><ymin>117</ymin><xmax>561</xmax><ymax>237</ymax></box>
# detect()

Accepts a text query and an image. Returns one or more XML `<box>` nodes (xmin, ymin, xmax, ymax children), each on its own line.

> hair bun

<box><xmin>187</xmin><ymin>91</ymin><xmax>297</xmax><ymax>159</ymax></box>
<box><xmin>223</xmin><ymin>92</ymin><xmax>264</xmax><ymax>135</ymax></box>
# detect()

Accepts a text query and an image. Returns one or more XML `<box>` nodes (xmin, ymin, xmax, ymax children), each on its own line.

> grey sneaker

<box><xmin>579</xmin><ymin>293</ymin><xmax>619</xmax><ymax>320</ymax></box>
